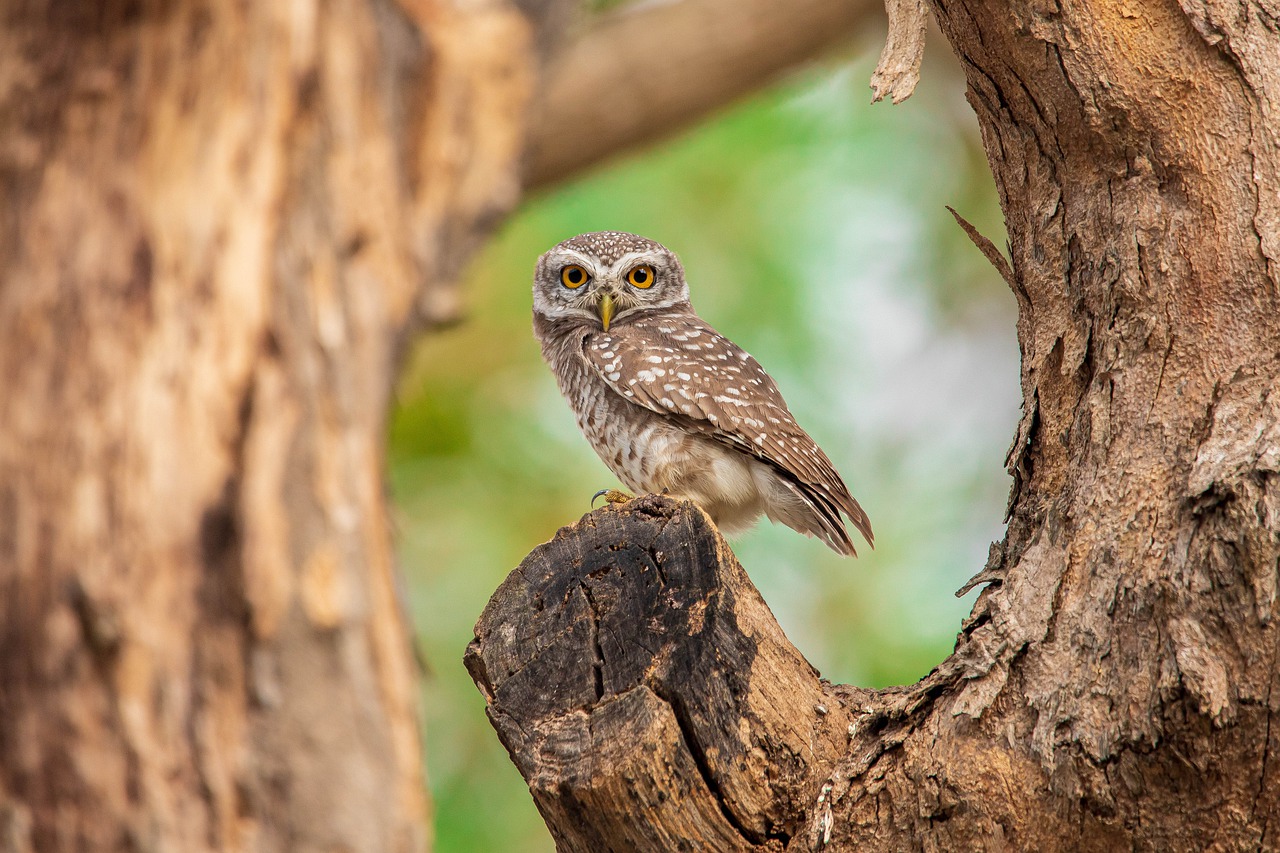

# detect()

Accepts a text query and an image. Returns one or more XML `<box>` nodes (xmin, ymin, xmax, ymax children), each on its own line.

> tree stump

<box><xmin>466</xmin><ymin>496</ymin><xmax>857</xmax><ymax>851</ymax></box>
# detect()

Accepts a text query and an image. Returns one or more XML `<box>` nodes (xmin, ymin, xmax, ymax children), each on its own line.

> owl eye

<box><xmin>626</xmin><ymin>265</ymin><xmax>655</xmax><ymax>289</ymax></box>
<box><xmin>560</xmin><ymin>264</ymin><xmax>589</xmax><ymax>289</ymax></box>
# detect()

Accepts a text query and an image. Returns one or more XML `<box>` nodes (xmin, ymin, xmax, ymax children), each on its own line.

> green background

<box><xmin>390</xmin><ymin>44</ymin><xmax>1016</xmax><ymax>853</ymax></box>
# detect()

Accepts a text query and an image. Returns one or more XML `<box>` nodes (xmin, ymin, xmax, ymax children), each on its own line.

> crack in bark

<box><xmin>1254</xmin><ymin>661</ymin><xmax>1276</xmax><ymax>847</ymax></box>
<box><xmin>1146</xmin><ymin>332</ymin><xmax>1175</xmax><ymax>426</ymax></box>
<box><xmin>648</xmin><ymin>680</ymin><xmax>766</xmax><ymax>847</ymax></box>
<box><xmin>645</xmin><ymin>542</ymin><xmax>669</xmax><ymax>588</ymax></box>
<box><xmin>580</xmin><ymin>581</ymin><xmax>606</xmax><ymax>703</ymax></box>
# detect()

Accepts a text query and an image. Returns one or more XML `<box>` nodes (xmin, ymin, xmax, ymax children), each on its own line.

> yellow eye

<box><xmin>560</xmin><ymin>264</ymin><xmax>589</xmax><ymax>289</ymax></box>
<box><xmin>626</xmin><ymin>265</ymin><xmax>655</xmax><ymax>289</ymax></box>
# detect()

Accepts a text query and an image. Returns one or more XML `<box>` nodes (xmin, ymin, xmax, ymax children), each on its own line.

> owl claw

<box><xmin>591</xmin><ymin>488</ymin><xmax>634</xmax><ymax>507</ymax></box>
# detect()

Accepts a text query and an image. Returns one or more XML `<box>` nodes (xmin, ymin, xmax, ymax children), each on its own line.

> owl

<box><xmin>532</xmin><ymin>231</ymin><xmax>872</xmax><ymax>556</ymax></box>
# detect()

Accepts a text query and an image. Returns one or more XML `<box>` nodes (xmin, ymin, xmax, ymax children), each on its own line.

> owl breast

<box><xmin>554</xmin><ymin>343</ymin><xmax>776</xmax><ymax>533</ymax></box>
<box><xmin>558</xmin><ymin>345</ymin><xmax>672</xmax><ymax>490</ymax></box>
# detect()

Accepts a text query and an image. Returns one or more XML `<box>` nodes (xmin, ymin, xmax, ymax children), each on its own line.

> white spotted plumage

<box><xmin>532</xmin><ymin>231</ymin><xmax>872</xmax><ymax>556</ymax></box>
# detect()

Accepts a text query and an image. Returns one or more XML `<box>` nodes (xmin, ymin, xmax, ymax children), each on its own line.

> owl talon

<box><xmin>591</xmin><ymin>488</ymin><xmax>634</xmax><ymax>507</ymax></box>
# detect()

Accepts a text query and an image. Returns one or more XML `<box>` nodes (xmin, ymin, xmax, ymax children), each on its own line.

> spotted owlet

<box><xmin>532</xmin><ymin>231</ymin><xmax>872</xmax><ymax>556</ymax></box>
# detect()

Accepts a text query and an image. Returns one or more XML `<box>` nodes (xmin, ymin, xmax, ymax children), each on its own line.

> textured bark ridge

<box><xmin>472</xmin><ymin>0</ymin><xmax>1280</xmax><ymax>849</ymax></box>
<box><xmin>466</xmin><ymin>496</ymin><xmax>855</xmax><ymax>852</ymax></box>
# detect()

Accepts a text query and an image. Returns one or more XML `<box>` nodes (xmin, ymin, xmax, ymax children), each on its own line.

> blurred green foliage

<box><xmin>390</xmin><ymin>45</ymin><xmax>1016</xmax><ymax>853</ymax></box>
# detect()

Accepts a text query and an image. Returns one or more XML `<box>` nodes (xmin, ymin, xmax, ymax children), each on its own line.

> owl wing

<box><xmin>581</xmin><ymin>316</ymin><xmax>872</xmax><ymax>548</ymax></box>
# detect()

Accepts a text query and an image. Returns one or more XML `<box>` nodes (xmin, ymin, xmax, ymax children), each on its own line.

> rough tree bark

<box><xmin>469</xmin><ymin>0</ymin><xmax>1280</xmax><ymax>850</ymax></box>
<box><xmin>0</xmin><ymin>2</ymin><xmax>554</xmax><ymax>850</ymax></box>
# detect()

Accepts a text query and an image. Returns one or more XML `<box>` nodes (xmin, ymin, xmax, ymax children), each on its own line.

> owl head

<box><xmin>532</xmin><ymin>231</ymin><xmax>691</xmax><ymax>331</ymax></box>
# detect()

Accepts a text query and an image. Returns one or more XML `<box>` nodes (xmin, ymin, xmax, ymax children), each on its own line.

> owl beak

<box><xmin>597</xmin><ymin>292</ymin><xmax>615</xmax><ymax>331</ymax></box>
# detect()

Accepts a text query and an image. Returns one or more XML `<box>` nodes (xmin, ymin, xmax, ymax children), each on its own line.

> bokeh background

<box><xmin>390</xmin><ymin>36</ymin><xmax>1018</xmax><ymax>853</ymax></box>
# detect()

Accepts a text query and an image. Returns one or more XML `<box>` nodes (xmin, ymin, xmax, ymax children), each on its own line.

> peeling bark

<box><xmin>869</xmin><ymin>0</ymin><xmax>928</xmax><ymax>104</ymax></box>
<box><xmin>472</xmin><ymin>0</ymin><xmax>1280</xmax><ymax>849</ymax></box>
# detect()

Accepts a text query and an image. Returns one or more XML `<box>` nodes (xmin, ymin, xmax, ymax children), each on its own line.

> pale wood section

<box><xmin>870</xmin><ymin>0</ymin><xmax>927</xmax><ymax>103</ymax></box>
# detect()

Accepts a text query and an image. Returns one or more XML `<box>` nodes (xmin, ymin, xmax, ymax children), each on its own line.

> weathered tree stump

<box><xmin>465</xmin><ymin>496</ymin><xmax>855</xmax><ymax>851</ymax></box>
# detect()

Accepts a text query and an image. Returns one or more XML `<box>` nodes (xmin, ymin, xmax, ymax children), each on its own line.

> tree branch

<box><xmin>524</xmin><ymin>0</ymin><xmax>881</xmax><ymax>191</ymax></box>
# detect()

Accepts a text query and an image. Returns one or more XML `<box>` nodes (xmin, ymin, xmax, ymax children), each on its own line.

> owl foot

<box><xmin>591</xmin><ymin>488</ymin><xmax>634</xmax><ymax>507</ymax></box>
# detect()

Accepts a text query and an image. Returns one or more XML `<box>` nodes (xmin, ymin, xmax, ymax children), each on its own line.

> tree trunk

<box><xmin>469</xmin><ymin>0</ymin><xmax>1280</xmax><ymax>849</ymax></box>
<box><xmin>0</xmin><ymin>2</ymin><xmax>547</xmax><ymax>850</ymax></box>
